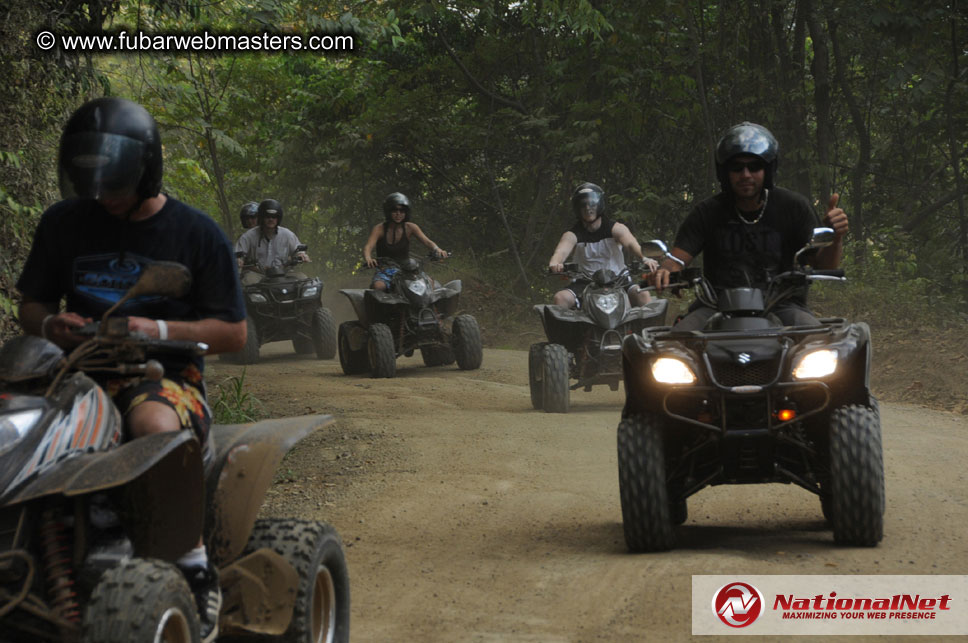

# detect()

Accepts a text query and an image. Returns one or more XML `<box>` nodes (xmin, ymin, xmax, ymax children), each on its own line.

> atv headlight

<box><xmin>792</xmin><ymin>349</ymin><xmax>838</xmax><ymax>380</ymax></box>
<box><xmin>591</xmin><ymin>293</ymin><xmax>620</xmax><ymax>314</ymax></box>
<box><xmin>0</xmin><ymin>409</ymin><xmax>42</xmax><ymax>453</ymax></box>
<box><xmin>408</xmin><ymin>280</ymin><xmax>428</xmax><ymax>297</ymax></box>
<box><xmin>248</xmin><ymin>292</ymin><xmax>267</xmax><ymax>303</ymax></box>
<box><xmin>301</xmin><ymin>284</ymin><xmax>319</xmax><ymax>298</ymax></box>
<box><xmin>652</xmin><ymin>357</ymin><xmax>696</xmax><ymax>384</ymax></box>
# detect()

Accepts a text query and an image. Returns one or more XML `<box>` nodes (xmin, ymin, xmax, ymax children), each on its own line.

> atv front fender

<box><xmin>4</xmin><ymin>430</ymin><xmax>204</xmax><ymax>562</ymax></box>
<box><xmin>436</xmin><ymin>279</ymin><xmax>462</xmax><ymax>298</ymax></box>
<box><xmin>205</xmin><ymin>414</ymin><xmax>336</xmax><ymax>565</ymax></box>
<box><xmin>623</xmin><ymin>299</ymin><xmax>669</xmax><ymax>325</ymax></box>
<box><xmin>220</xmin><ymin>547</ymin><xmax>300</xmax><ymax>636</ymax></box>
<box><xmin>534</xmin><ymin>304</ymin><xmax>591</xmax><ymax>349</ymax></box>
<box><xmin>432</xmin><ymin>279</ymin><xmax>462</xmax><ymax>317</ymax></box>
<box><xmin>339</xmin><ymin>289</ymin><xmax>368</xmax><ymax>326</ymax></box>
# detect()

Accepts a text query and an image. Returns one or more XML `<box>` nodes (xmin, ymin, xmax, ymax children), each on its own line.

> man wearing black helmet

<box><xmin>363</xmin><ymin>192</ymin><xmax>447</xmax><ymax>291</ymax></box>
<box><xmin>648</xmin><ymin>121</ymin><xmax>848</xmax><ymax>330</ymax></box>
<box><xmin>238</xmin><ymin>201</ymin><xmax>259</xmax><ymax>230</ymax></box>
<box><xmin>16</xmin><ymin>97</ymin><xmax>245</xmax><ymax>643</ymax></box>
<box><xmin>234</xmin><ymin>198</ymin><xmax>310</xmax><ymax>279</ymax></box>
<box><xmin>548</xmin><ymin>182</ymin><xmax>658</xmax><ymax>309</ymax></box>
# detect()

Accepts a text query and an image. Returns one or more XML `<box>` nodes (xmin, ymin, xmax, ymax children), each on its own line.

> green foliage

<box><xmin>209</xmin><ymin>370</ymin><xmax>265</xmax><ymax>424</ymax></box>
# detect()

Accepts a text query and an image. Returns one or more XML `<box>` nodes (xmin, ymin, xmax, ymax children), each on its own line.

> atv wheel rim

<box><xmin>312</xmin><ymin>565</ymin><xmax>337</xmax><ymax>643</ymax></box>
<box><xmin>154</xmin><ymin>607</ymin><xmax>192</xmax><ymax>643</ymax></box>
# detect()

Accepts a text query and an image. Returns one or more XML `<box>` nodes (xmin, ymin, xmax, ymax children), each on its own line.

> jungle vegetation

<box><xmin>2</xmin><ymin>0</ymin><xmax>966</xmax><ymax>338</ymax></box>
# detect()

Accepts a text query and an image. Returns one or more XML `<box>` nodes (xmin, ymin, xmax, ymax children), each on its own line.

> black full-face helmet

<box><xmin>58</xmin><ymin>97</ymin><xmax>163</xmax><ymax>201</ymax></box>
<box><xmin>571</xmin><ymin>182</ymin><xmax>606</xmax><ymax>221</ymax></box>
<box><xmin>258</xmin><ymin>199</ymin><xmax>283</xmax><ymax>225</ymax></box>
<box><xmin>382</xmin><ymin>192</ymin><xmax>412</xmax><ymax>223</ymax></box>
<box><xmin>239</xmin><ymin>201</ymin><xmax>259</xmax><ymax>227</ymax></box>
<box><xmin>714</xmin><ymin>121</ymin><xmax>779</xmax><ymax>192</ymax></box>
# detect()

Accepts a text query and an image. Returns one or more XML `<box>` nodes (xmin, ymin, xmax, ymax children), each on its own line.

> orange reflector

<box><xmin>776</xmin><ymin>409</ymin><xmax>796</xmax><ymax>422</ymax></box>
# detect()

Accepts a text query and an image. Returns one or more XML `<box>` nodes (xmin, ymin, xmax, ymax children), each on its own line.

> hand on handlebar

<box><xmin>42</xmin><ymin>312</ymin><xmax>92</xmax><ymax>348</ymax></box>
<box><xmin>548</xmin><ymin>263</ymin><xmax>564</xmax><ymax>274</ymax></box>
<box><xmin>647</xmin><ymin>267</ymin><xmax>685</xmax><ymax>296</ymax></box>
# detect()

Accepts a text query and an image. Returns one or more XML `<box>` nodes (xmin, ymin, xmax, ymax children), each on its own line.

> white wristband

<box><xmin>156</xmin><ymin>319</ymin><xmax>168</xmax><ymax>340</ymax></box>
<box><xmin>41</xmin><ymin>314</ymin><xmax>55</xmax><ymax>339</ymax></box>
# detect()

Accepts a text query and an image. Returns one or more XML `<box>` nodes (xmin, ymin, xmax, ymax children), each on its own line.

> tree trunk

<box><xmin>770</xmin><ymin>1</ymin><xmax>812</xmax><ymax>198</ymax></box>
<box><xmin>204</xmin><ymin>127</ymin><xmax>232</xmax><ymax>233</ymax></box>
<box><xmin>828</xmin><ymin>15</ymin><xmax>870</xmax><ymax>264</ymax></box>
<box><xmin>690</xmin><ymin>2</ymin><xmax>717</xmax><ymax>191</ymax></box>
<box><xmin>804</xmin><ymin>0</ymin><xmax>833</xmax><ymax>202</ymax></box>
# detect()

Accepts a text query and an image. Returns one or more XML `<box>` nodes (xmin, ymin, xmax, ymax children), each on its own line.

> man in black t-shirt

<box><xmin>15</xmin><ymin>98</ymin><xmax>243</xmax><ymax>643</ymax></box>
<box><xmin>648</xmin><ymin>122</ymin><xmax>849</xmax><ymax>330</ymax></box>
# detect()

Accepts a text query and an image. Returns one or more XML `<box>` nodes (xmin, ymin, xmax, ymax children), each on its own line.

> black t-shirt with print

<box><xmin>17</xmin><ymin>196</ymin><xmax>245</xmax><ymax>377</ymax></box>
<box><xmin>674</xmin><ymin>187</ymin><xmax>820</xmax><ymax>294</ymax></box>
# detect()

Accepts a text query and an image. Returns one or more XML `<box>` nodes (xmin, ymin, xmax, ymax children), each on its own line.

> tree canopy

<box><xmin>2</xmin><ymin>0</ymin><xmax>966</xmax><ymax>335</ymax></box>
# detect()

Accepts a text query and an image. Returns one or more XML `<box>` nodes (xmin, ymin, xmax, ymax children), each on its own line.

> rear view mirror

<box><xmin>642</xmin><ymin>239</ymin><xmax>686</xmax><ymax>269</ymax></box>
<box><xmin>641</xmin><ymin>240</ymin><xmax>669</xmax><ymax>260</ymax></box>
<box><xmin>795</xmin><ymin>227</ymin><xmax>836</xmax><ymax>264</ymax></box>
<box><xmin>101</xmin><ymin>261</ymin><xmax>192</xmax><ymax>322</ymax></box>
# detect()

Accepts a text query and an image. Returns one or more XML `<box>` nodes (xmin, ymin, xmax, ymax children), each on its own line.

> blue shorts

<box><xmin>372</xmin><ymin>267</ymin><xmax>399</xmax><ymax>288</ymax></box>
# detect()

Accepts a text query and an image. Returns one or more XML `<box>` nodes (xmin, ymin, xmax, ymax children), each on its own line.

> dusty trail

<box><xmin>207</xmin><ymin>345</ymin><xmax>968</xmax><ymax>641</ymax></box>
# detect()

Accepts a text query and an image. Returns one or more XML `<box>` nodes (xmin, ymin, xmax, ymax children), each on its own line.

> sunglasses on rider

<box><xmin>391</xmin><ymin>207</ymin><xmax>407</xmax><ymax>213</ymax></box>
<box><xmin>727</xmin><ymin>160</ymin><xmax>766</xmax><ymax>174</ymax></box>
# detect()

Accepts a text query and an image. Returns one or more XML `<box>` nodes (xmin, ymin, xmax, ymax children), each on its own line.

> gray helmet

<box><xmin>258</xmin><ymin>199</ymin><xmax>283</xmax><ymax>225</ymax></box>
<box><xmin>239</xmin><ymin>201</ymin><xmax>258</xmax><ymax>226</ymax></box>
<box><xmin>58</xmin><ymin>97</ymin><xmax>162</xmax><ymax>201</ymax></box>
<box><xmin>571</xmin><ymin>182</ymin><xmax>605</xmax><ymax>221</ymax></box>
<box><xmin>714</xmin><ymin>122</ymin><xmax>779</xmax><ymax>191</ymax></box>
<box><xmin>383</xmin><ymin>192</ymin><xmax>412</xmax><ymax>223</ymax></box>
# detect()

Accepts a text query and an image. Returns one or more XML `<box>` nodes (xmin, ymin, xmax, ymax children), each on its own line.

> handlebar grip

<box><xmin>811</xmin><ymin>269</ymin><xmax>845</xmax><ymax>278</ymax></box>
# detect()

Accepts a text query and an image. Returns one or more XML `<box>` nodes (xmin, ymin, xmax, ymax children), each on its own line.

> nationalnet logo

<box><xmin>712</xmin><ymin>582</ymin><xmax>764</xmax><ymax>627</ymax></box>
<box><xmin>693</xmin><ymin>575</ymin><xmax>968</xmax><ymax>636</ymax></box>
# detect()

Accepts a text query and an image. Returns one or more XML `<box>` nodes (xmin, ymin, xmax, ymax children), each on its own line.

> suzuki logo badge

<box><xmin>737</xmin><ymin>353</ymin><xmax>751</xmax><ymax>364</ymax></box>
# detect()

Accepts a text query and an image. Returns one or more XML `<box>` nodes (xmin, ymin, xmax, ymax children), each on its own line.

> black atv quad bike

<box><xmin>529</xmin><ymin>263</ymin><xmax>668</xmax><ymax>413</ymax></box>
<box><xmin>225</xmin><ymin>244</ymin><xmax>337</xmax><ymax>364</ymax></box>
<box><xmin>0</xmin><ymin>262</ymin><xmax>350</xmax><ymax>643</ymax></box>
<box><xmin>617</xmin><ymin>229</ymin><xmax>884</xmax><ymax>552</ymax></box>
<box><xmin>338</xmin><ymin>255</ymin><xmax>483</xmax><ymax>378</ymax></box>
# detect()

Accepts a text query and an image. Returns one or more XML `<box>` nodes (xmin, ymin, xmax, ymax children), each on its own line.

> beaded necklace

<box><xmin>735</xmin><ymin>188</ymin><xmax>769</xmax><ymax>225</ymax></box>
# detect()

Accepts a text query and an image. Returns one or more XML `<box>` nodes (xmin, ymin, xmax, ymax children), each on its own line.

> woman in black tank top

<box><xmin>363</xmin><ymin>192</ymin><xmax>448</xmax><ymax>291</ymax></box>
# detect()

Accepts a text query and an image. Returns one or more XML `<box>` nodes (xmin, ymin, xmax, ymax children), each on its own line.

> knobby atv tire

<box><xmin>243</xmin><ymin>519</ymin><xmax>350</xmax><ymax>643</ymax></box>
<box><xmin>292</xmin><ymin>332</ymin><xmax>314</xmax><ymax>355</ymax></box>
<box><xmin>238</xmin><ymin>317</ymin><xmax>260</xmax><ymax>364</ymax></box>
<box><xmin>367</xmin><ymin>323</ymin><xmax>397</xmax><ymax>378</ymax></box>
<box><xmin>420</xmin><ymin>344</ymin><xmax>455</xmax><ymax>367</ymax></box>
<box><xmin>451</xmin><ymin>314</ymin><xmax>483</xmax><ymax>370</ymax></box>
<box><xmin>338</xmin><ymin>321</ymin><xmax>369</xmax><ymax>375</ymax></box>
<box><xmin>617</xmin><ymin>412</ymin><xmax>675</xmax><ymax>551</ymax></box>
<box><xmin>528</xmin><ymin>342</ymin><xmax>548</xmax><ymax>410</ymax></box>
<box><xmin>541</xmin><ymin>344</ymin><xmax>570</xmax><ymax>413</ymax></box>
<box><xmin>671</xmin><ymin>499</ymin><xmax>688</xmax><ymax>526</ymax></box>
<box><xmin>222</xmin><ymin>317</ymin><xmax>259</xmax><ymax>364</ymax></box>
<box><xmin>829</xmin><ymin>404</ymin><xmax>885</xmax><ymax>546</ymax></box>
<box><xmin>311</xmin><ymin>307</ymin><xmax>337</xmax><ymax>359</ymax></box>
<box><xmin>82</xmin><ymin>558</ymin><xmax>199</xmax><ymax>643</ymax></box>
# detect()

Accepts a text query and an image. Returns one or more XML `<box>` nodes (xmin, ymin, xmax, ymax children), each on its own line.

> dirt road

<box><xmin>207</xmin><ymin>345</ymin><xmax>968</xmax><ymax>641</ymax></box>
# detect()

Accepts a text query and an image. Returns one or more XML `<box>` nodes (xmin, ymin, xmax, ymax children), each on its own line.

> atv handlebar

<box><xmin>73</xmin><ymin>321</ymin><xmax>209</xmax><ymax>355</ymax></box>
<box><xmin>372</xmin><ymin>252</ymin><xmax>450</xmax><ymax>270</ymax></box>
